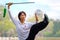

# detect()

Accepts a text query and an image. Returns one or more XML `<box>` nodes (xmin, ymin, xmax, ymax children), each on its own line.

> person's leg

<box><xmin>26</xmin><ymin>14</ymin><xmax>49</xmax><ymax>40</ymax></box>
<box><xmin>26</xmin><ymin>24</ymin><xmax>39</xmax><ymax>40</ymax></box>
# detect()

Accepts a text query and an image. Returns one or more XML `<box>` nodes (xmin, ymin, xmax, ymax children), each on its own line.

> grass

<box><xmin>0</xmin><ymin>37</ymin><xmax>60</xmax><ymax>40</ymax></box>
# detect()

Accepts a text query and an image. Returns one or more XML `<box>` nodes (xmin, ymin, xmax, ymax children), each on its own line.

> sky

<box><xmin>0</xmin><ymin>0</ymin><xmax>60</xmax><ymax>20</ymax></box>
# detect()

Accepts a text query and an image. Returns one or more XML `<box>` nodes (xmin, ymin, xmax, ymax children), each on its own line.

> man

<box><xmin>8</xmin><ymin>3</ymin><xmax>38</xmax><ymax>40</ymax></box>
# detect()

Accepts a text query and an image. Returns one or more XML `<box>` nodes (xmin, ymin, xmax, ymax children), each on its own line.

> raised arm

<box><xmin>8</xmin><ymin>3</ymin><xmax>17</xmax><ymax>24</ymax></box>
<box><xmin>28</xmin><ymin>13</ymin><xmax>39</xmax><ymax>28</ymax></box>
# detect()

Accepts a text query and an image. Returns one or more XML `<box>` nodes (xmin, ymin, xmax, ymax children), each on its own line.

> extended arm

<box><xmin>8</xmin><ymin>3</ymin><xmax>17</xmax><ymax>24</ymax></box>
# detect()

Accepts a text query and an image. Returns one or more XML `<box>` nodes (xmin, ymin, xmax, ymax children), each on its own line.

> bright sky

<box><xmin>0</xmin><ymin>0</ymin><xmax>60</xmax><ymax>20</ymax></box>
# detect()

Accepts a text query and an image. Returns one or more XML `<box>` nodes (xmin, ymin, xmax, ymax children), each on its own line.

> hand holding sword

<box><xmin>3</xmin><ymin>2</ymin><xmax>35</xmax><ymax>17</ymax></box>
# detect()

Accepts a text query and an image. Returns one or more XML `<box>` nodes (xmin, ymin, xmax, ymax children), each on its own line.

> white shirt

<box><xmin>8</xmin><ymin>9</ymin><xmax>36</xmax><ymax>40</ymax></box>
<box><xmin>16</xmin><ymin>21</ymin><xmax>34</xmax><ymax>40</ymax></box>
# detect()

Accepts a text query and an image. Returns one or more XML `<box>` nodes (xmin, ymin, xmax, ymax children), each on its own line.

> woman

<box><xmin>8</xmin><ymin>3</ymin><xmax>49</xmax><ymax>40</ymax></box>
<box><xmin>8</xmin><ymin>3</ymin><xmax>38</xmax><ymax>40</ymax></box>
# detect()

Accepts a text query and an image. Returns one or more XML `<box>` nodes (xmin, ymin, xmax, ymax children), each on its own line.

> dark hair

<box><xmin>18</xmin><ymin>11</ymin><xmax>26</xmax><ymax>20</ymax></box>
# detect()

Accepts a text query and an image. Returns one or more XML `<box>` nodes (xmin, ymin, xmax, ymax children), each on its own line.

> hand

<box><xmin>8</xmin><ymin>3</ymin><xmax>13</xmax><ymax>9</ymax></box>
<box><xmin>35</xmin><ymin>13</ymin><xmax>38</xmax><ymax>22</ymax></box>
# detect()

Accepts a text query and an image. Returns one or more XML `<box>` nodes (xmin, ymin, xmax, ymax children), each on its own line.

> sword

<box><xmin>3</xmin><ymin>2</ymin><xmax>35</xmax><ymax>17</ymax></box>
<box><xmin>6</xmin><ymin>2</ymin><xmax>35</xmax><ymax>5</ymax></box>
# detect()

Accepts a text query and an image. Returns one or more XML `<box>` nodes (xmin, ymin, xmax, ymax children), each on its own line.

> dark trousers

<box><xmin>26</xmin><ymin>14</ymin><xmax>49</xmax><ymax>40</ymax></box>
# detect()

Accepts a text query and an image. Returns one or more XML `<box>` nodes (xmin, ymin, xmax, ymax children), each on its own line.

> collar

<box><xmin>19</xmin><ymin>21</ymin><xmax>26</xmax><ymax>25</ymax></box>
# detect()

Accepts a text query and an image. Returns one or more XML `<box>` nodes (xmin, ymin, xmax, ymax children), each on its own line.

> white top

<box><xmin>8</xmin><ymin>9</ymin><xmax>36</xmax><ymax>40</ymax></box>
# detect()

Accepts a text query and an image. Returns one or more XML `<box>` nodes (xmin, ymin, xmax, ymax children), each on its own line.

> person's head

<box><xmin>18</xmin><ymin>11</ymin><xmax>26</xmax><ymax>22</ymax></box>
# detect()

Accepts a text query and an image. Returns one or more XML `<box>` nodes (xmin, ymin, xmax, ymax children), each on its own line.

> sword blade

<box><xmin>6</xmin><ymin>2</ymin><xmax>35</xmax><ymax>5</ymax></box>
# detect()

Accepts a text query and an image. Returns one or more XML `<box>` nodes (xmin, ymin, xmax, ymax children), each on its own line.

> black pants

<box><xmin>26</xmin><ymin>14</ymin><xmax>49</xmax><ymax>40</ymax></box>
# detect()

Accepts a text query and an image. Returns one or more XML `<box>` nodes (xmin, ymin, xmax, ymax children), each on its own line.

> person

<box><xmin>8</xmin><ymin>3</ymin><xmax>49</xmax><ymax>40</ymax></box>
<box><xmin>8</xmin><ymin>3</ymin><xmax>38</xmax><ymax>40</ymax></box>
